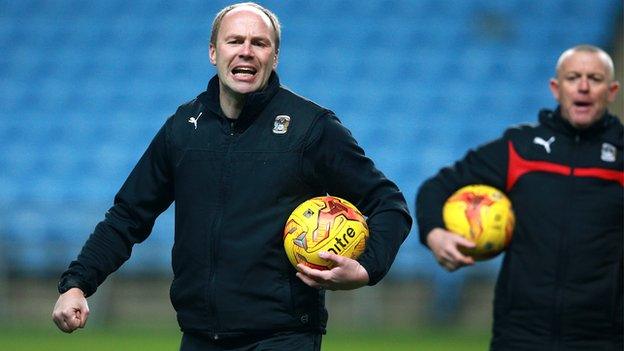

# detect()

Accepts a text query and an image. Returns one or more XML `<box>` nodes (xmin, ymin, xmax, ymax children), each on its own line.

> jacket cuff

<box><xmin>359</xmin><ymin>260</ymin><xmax>381</xmax><ymax>286</ymax></box>
<box><xmin>57</xmin><ymin>275</ymin><xmax>94</xmax><ymax>297</ymax></box>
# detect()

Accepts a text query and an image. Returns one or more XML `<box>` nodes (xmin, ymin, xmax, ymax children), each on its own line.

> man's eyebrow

<box><xmin>223</xmin><ymin>33</ymin><xmax>271</xmax><ymax>41</ymax></box>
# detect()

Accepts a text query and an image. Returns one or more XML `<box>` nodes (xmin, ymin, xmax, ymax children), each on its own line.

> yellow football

<box><xmin>284</xmin><ymin>196</ymin><xmax>369</xmax><ymax>270</ymax></box>
<box><xmin>443</xmin><ymin>184</ymin><xmax>515</xmax><ymax>260</ymax></box>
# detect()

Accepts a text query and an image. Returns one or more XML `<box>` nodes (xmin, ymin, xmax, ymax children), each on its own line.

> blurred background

<box><xmin>0</xmin><ymin>0</ymin><xmax>622</xmax><ymax>349</ymax></box>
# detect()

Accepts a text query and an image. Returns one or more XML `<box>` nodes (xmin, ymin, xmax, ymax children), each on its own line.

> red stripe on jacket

<box><xmin>506</xmin><ymin>141</ymin><xmax>624</xmax><ymax>190</ymax></box>
<box><xmin>506</xmin><ymin>141</ymin><xmax>570</xmax><ymax>191</ymax></box>
<box><xmin>573</xmin><ymin>167</ymin><xmax>624</xmax><ymax>186</ymax></box>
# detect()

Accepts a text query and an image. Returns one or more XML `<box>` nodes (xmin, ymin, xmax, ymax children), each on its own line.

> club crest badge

<box><xmin>272</xmin><ymin>115</ymin><xmax>291</xmax><ymax>134</ymax></box>
<box><xmin>601</xmin><ymin>143</ymin><xmax>616</xmax><ymax>162</ymax></box>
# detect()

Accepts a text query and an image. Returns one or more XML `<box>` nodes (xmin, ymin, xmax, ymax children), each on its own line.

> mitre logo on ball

<box><xmin>443</xmin><ymin>184</ymin><xmax>515</xmax><ymax>260</ymax></box>
<box><xmin>284</xmin><ymin>196</ymin><xmax>369</xmax><ymax>270</ymax></box>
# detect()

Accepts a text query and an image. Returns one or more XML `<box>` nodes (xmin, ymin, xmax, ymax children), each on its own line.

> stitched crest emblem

<box><xmin>601</xmin><ymin>143</ymin><xmax>616</xmax><ymax>162</ymax></box>
<box><xmin>272</xmin><ymin>115</ymin><xmax>291</xmax><ymax>134</ymax></box>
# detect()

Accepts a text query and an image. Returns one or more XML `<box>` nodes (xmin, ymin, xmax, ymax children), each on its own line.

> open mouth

<box><xmin>573</xmin><ymin>101</ymin><xmax>592</xmax><ymax>108</ymax></box>
<box><xmin>232</xmin><ymin>66</ymin><xmax>257</xmax><ymax>78</ymax></box>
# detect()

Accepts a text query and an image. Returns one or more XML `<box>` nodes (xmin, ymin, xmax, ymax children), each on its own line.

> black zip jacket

<box><xmin>416</xmin><ymin>108</ymin><xmax>623</xmax><ymax>350</ymax></box>
<box><xmin>58</xmin><ymin>72</ymin><xmax>412</xmax><ymax>337</ymax></box>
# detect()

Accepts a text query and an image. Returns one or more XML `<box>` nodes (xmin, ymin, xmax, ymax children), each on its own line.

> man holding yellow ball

<box><xmin>417</xmin><ymin>45</ymin><xmax>622</xmax><ymax>350</ymax></box>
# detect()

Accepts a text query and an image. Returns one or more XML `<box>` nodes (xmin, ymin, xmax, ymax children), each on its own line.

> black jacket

<box><xmin>59</xmin><ymin>73</ymin><xmax>412</xmax><ymax>337</ymax></box>
<box><xmin>417</xmin><ymin>108</ymin><xmax>623</xmax><ymax>350</ymax></box>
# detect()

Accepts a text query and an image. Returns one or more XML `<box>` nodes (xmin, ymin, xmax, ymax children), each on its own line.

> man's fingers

<box><xmin>296</xmin><ymin>272</ymin><xmax>323</xmax><ymax>289</ymax></box>
<box><xmin>449</xmin><ymin>247</ymin><xmax>475</xmax><ymax>266</ymax></box>
<box><xmin>318</xmin><ymin>251</ymin><xmax>344</xmax><ymax>265</ymax></box>
<box><xmin>296</xmin><ymin>263</ymin><xmax>317</xmax><ymax>277</ymax></box>
<box><xmin>58</xmin><ymin>316</ymin><xmax>74</xmax><ymax>333</ymax></box>
<box><xmin>460</xmin><ymin>255</ymin><xmax>475</xmax><ymax>266</ymax></box>
<box><xmin>52</xmin><ymin>314</ymin><xmax>67</xmax><ymax>332</ymax></box>
<box><xmin>443</xmin><ymin>237</ymin><xmax>476</xmax><ymax>267</ymax></box>
<box><xmin>78</xmin><ymin>309</ymin><xmax>89</xmax><ymax>328</ymax></box>
<box><xmin>59</xmin><ymin>322</ymin><xmax>72</xmax><ymax>333</ymax></box>
<box><xmin>445</xmin><ymin>263</ymin><xmax>458</xmax><ymax>272</ymax></box>
<box><xmin>53</xmin><ymin>308</ymin><xmax>85</xmax><ymax>333</ymax></box>
<box><xmin>437</xmin><ymin>246</ymin><xmax>474</xmax><ymax>271</ymax></box>
<box><xmin>52</xmin><ymin>288</ymin><xmax>89</xmax><ymax>333</ymax></box>
<box><xmin>454</xmin><ymin>236</ymin><xmax>476</xmax><ymax>248</ymax></box>
<box><xmin>67</xmin><ymin>314</ymin><xmax>82</xmax><ymax>330</ymax></box>
<box><xmin>297</xmin><ymin>263</ymin><xmax>330</xmax><ymax>281</ymax></box>
<box><xmin>297</xmin><ymin>262</ymin><xmax>336</xmax><ymax>290</ymax></box>
<box><xmin>438</xmin><ymin>257</ymin><xmax>458</xmax><ymax>272</ymax></box>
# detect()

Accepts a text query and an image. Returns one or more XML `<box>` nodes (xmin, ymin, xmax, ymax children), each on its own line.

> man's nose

<box><xmin>239</xmin><ymin>41</ymin><xmax>253</xmax><ymax>57</ymax></box>
<box><xmin>578</xmin><ymin>77</ymin><xmax>590</xmax><ymax>92</ymax></box>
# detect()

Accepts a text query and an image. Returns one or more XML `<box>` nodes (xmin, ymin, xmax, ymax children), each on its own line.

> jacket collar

<box><xmin>539</xmin><ymin>106</ymin><xmax>621</xmax><ymax>140</ymax></box>
<box><xmin>199</xmin><ymin>71</ymin><xmax>280</xmax><ymax>128</ymax></box>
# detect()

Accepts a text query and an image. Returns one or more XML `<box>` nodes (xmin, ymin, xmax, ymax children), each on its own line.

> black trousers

<box><xmin>179</xmin><ymin>331</ymin><xmax>322</xmax><ymax>351</ymax></box>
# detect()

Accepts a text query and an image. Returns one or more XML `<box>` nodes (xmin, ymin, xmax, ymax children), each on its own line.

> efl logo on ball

<box><xmin>284</xmin><ymin>196</ymin><xmax>369</xmax><ymax>270</ymax></box>
<box><xmin>443</xmin><ymin>184</ymin><xmax>515</xmax><ymax>260</ymax></box>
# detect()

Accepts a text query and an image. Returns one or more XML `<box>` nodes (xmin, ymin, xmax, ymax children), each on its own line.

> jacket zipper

<box><xmin>207</xmin><ymin>120</ymin><xmax>237</xmax><ymax>340</ymax></box>
<box><xmin>552</xmin><ymin>134</ymin><xmax>580</xmax><ymax>349</ymax></box>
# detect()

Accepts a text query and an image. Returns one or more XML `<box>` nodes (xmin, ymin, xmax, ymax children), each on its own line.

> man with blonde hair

<box><xmin>53</xmin><ymin>3</ymin><xmax>411</xmax><ymax>350</ymax></box>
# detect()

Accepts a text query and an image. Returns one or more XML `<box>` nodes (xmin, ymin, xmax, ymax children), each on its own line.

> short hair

<box><xmin>555</xmin><ymin>44</ymin><xmax>615</xmax><ymax>80</ymax></box>
<box><xmin>210</xmin><ymin>2</ymin><xmax>281</xmax><ymax>53</ymax></box>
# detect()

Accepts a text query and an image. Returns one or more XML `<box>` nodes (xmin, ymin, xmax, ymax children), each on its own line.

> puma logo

<box><xmin>533</xmin><ymin>136</ymin><xmax>555</xmax><ymax>154</ymax></box>
<box><xmin>188</xmin><ymin>112</ymin><xmax>203</xmax><ymax>130</ymax></box>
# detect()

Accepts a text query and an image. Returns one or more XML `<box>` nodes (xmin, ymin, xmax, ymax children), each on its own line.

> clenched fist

<box><xmin>52</xmin><ymin>288</ymin><xmax>90</xmax><ymax>333</ymax></box>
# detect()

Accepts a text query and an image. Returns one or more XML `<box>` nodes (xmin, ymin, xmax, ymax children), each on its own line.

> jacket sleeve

<box><xmin>58</xmin><ymin>118</ymin><xmax>175</xmax><ymax>297</ymax></box>
<box><xmin>415</xmin><ymin>134</ymin><xmax>509</xmax><ymax>248</ymax></box>
<box><xmin>301</xmin><ymin>112</ymin><xmax>412</xmax><ymax>285</ymax></box>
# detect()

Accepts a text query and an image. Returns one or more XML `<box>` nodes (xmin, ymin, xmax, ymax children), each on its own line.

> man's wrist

<box><xmin>57</xmin><ymin>278</ymin><xmax>86</xmax><ymax>295</ymax></box>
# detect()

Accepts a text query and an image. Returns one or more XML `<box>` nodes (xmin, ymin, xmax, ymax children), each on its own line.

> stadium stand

<box><xmin>0</xmin><ymin>0</ymin><xmax>620</xmax><ymax>310</ymax></box>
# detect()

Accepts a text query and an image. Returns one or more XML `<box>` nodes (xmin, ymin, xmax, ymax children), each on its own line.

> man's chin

<box><xmin>232</xmin><ymin>83</ymin><xmax>262</xmax><ymax>95</ymax></box>
<box><xmin>222</xmin><ymin>83</ymin><xmax>258</xmax><ymax>97</ymax></box>
<box><xmin>568</xmin><ymin>114</ymin><xmax>598</xmax><ymax>129</ymax></box>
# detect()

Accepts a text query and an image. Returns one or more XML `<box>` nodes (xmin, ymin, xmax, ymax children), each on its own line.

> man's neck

<box><xmin>219</xmin><ymin>89</ymin><xmax>244</xmax><ymax>120</ymax></box>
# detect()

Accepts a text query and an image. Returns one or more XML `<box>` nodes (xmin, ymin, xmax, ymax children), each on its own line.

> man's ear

<box><xmin>209</xmin><ymin>44</ymin><xmax>217</xmax><ymax>66</ymax></box>
<box><xmin>607</xmin><ymin>80</ymin><xmax>620</xmax><ymax>103</ymax></box>
<box><xmin>549</xmin><ymin>78</ymin><xmax>561</xmax><ymax>102</ymax></box>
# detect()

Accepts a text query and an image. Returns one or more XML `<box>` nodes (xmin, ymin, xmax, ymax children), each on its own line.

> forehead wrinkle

<box><xmin>221</xmin><ymin>7</ymin><xmax>274</xmax><ymax>38</ymax></box>
<box><xmin>557</xmin><ymin>51</ymin><xmax>614</xmax><ymax>80</ymax></box>
<box><xmin>561</xmin><ymin>59</ymin><xmax>609</xmax><ymax>78</ymax></box>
